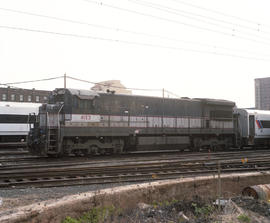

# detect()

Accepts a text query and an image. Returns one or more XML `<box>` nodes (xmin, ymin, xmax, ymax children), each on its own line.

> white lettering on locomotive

<box><xmin>71</xmin><ymin>114</ymin><xmax>101</xmax><ymax>122</ymax></box>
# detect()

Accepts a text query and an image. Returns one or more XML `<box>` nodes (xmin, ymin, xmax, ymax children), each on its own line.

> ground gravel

<box><xmin>0</xmin><ymin>183</ymin><xmax>133</xmax><ymax>212</ymax></box>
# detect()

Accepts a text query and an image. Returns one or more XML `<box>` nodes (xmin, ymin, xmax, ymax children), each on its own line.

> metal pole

<box><xmin>162</xmin><ymin>88</ymin><xmax>165</xmax><ymax>98</ymax></box>
<box><xmin>218</xmin><ymin>161</ymin><xmax>221</xmax><ymax>212</ymax></box>
<box><xmin>162</xmin><ymin>88</ymin><xmax>165</xmax><ymax>129</ymax></box>
<box><xmin>64</xmin><ymin>73</ymin><xmax>66</xmax><ymax>89</ymax></box>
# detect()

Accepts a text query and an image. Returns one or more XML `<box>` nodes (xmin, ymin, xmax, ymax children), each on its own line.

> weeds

<box><xmin>191</xmin><ymin>202</ymin><xmax>215</xmax><ymax>217</ymax></box>
<box><xmin>237</xmin><ymin>214</ymin><xmax>251</xmax><ymax>223</ymax></box>
<box><xmin>62</xmin><ymin>205</ymin><xmax>121</xmax><ymax>223</ymax></box>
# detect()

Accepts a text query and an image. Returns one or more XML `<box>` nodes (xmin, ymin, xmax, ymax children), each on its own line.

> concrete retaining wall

<box><xmin>1</xmin><ymin>171</ymin><xmax>270</xmax><ymax>223</ymax></box>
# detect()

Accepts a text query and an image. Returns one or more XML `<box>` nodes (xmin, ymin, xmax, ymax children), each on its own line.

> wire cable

<box><xmin>81</xmin><ymin>0</ymin><xmax>270</xmax><ymax>47</ymax></box>
<box><xmin>127</xmin><ymin>0</ymin><xmax>270</xmax><ymax>40</ymax></box>
<box><xmin>1</xmin><ymin>6</ymin><xmax>270</xmax><ymax>57</ymax></box>
<box><xmin>66</xmin><ymin>76</ymin><xmax>162</xmax><ymax>91</ymax></box>
<box><xmin>1</xmin><ymin>75</ymin><xmax>182</xmax><ymax>98</ymax></box>
<box><xmin>4</xmin><ymin>76</ymin><xmax>63</xmax><ymax>85</ymax></box>
<box><xmin>1</xmin><ymin>24</ymin><xmax>270</xmax><ymax>61</ymax></box>
<box><xmin>169</xmin><ymin>0</ymin><xmax>270</xmax><ymax>29</ymax></box>
<box><xmin>69</xmin><ymin>76</ymin><xmax>182</xmax><ymax>98</ymax></box>
<box><xmin>0</xmin><ymin>83</ymin><xmax>20</xmax><ymax>89</ymax></box>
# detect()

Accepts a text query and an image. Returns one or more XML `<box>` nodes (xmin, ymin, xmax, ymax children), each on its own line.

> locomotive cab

<box><xmin>28</xmin><ymin>103</ymin><xmax>64</xmax><ymax>156</ymax></box>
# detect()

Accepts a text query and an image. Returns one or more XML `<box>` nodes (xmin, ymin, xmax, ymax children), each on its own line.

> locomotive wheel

<box><xmin>90</xmin><ymin>145</ymin><xmax>98</xmax><ymax>155</ymax></box>
<box><xmin>113</xmin><ymin>147</ymin><xmax>122</xmax><ymax>154</ymax></box>
<box><xmin>73</xmin><ymin>150</ymin><xmax>84</xmax><ymax>156</ymax></box>
<box><xmin>98</xmin><ymin>148</ymin><xmax>106</xmax><ymax>155</ymax></box>
<box><xmin>210</xmin><ymin>142</ymin><xmax>218</xmax><ymax>152</ymax></box>
<box><xmin>82</xmin><ymin>149</ymin><xmax>90</xmax><ymax>156</ymax></box>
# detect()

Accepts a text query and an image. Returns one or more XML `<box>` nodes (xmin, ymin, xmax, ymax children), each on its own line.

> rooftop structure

<box><xmin>255</xmin><ymin>77</ymin><xmax>270</xmax><ymax>110</ymax></box>
<box><xmin>91</xmin><ymin>80</ymin><xmax>132</xmax><ymax>95</ymax></box>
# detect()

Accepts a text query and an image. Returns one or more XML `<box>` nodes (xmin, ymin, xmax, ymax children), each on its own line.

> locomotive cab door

<box><xmin>249</xmin><ymin>115</ymin><xmax>255</xmax><ymax>145</ymax></box>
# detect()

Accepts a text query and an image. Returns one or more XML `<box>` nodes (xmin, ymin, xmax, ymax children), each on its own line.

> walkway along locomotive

<box><xmin>28</xmin><ymin>88</ymin><xmax>237</xmax><ymax>156</ymax></box>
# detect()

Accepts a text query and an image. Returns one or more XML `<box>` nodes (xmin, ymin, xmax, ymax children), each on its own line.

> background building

<box><xmin>255</xmin><ymin>77</ymin><xmax>270</xmax><ymax>110</ymax></box>
<box><xmin>91</xmin><ymin>80</ymin><xmax>132</xmax><ymax>95</ymax></box>
<box><xmin>0</xmin><ymin>87</ymin><xmax>50</xmax><ymax>103</ymax></box>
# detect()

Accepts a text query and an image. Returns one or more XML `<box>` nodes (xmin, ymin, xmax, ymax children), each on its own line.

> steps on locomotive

<box><xmin>48</xmin><ymin>128</ymin><xmax>58</xmax><ymax>152</ymax></box>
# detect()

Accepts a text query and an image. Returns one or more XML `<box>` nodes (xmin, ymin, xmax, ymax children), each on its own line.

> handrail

<box><xmin>46</xmin><ymin>111</ymin><xmax>50</xmax><ymax>129</ymax></box>
<box><xmin>57</xmin><ymin>104</ymin><xmax>64</xmax><ymax>129</ymax></box>
<box><xmin>46</xmin><ymin>111</ymin><xmax>50</xmax><ymax>152</ymax></box>
<box><xmin>57</xmin><ymin>103</ymin><xmax>64</xmax><ymax>153</ymax></box>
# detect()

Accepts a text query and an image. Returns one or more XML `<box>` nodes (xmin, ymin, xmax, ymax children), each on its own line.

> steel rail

<box><xmin>0</xmin><ymin>156</ymin><xmax>269</xmax><ymax>188</ymax></box>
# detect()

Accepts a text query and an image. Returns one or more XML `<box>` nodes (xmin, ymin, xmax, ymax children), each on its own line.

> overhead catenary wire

<box><xmin>0</xmin><ymin>83</ymin><xmax>20</xmax><ymax>89</ymax></box>
<box><xmin>1</xmin><ymin>24</ymin><xmax>270</xmax><ymax>62</ymax></box>
<box><xmin>4</xmin><ymin>76</ymin><xmax>64</xmax><ymax>85</ymax></box>
<box><xmin>1</xmin><ymin>4</ymin><xmax>269</xmax><ymax>39</ymax></box>
<box><xmin>2</xmin><ymin>75</ymin><xmax>183</xmax><ymax>98</ymax></box>
<box><xmin>1</xmin><ymin>6</ymin><xmax>270</xmax><ymax>57</ymax></box>
<box><xmin>66</xmin><ymin>76</ymin><xmax>182</xmax><ymax>98</ymax></box>
<box><xmin>2</xmin><ymin>74</ymin><xmax>161</xmax><ymax>91</ymax></box>
<box><xmin>168</xmin><ymin>0</ymin><xmax>270</xmax><ymax>29</ymax></box>
<box><xmin>127</xmin><ymin>0</ymin><xmax>270</xmax><ymax>40</ymax></box>
<box><xmin>2</xmin><ymin>75</ymin><xmax>167</xmax><ymax>94</ymax></box>
<box><xmin>81</xmin><ymin>0</ymin><xmax>270</xmax><ymax>47</ymax></box>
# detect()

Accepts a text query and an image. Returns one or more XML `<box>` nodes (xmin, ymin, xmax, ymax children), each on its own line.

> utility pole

<box><xmin>217</xmin><ymin>161</ymin><xmax>221</xmax><ymax>212</ymax></box>
<box><xmin>64</xmin><ymin>73</ymin><xmax>66</xmax><ymax>89</ymax></box>
<box><xmin>162</xmin><ymin>88</ymin><xmax>165</xmax><ymax>98</ymax></box>
<box><xmin>162</xmin><ymin>88</ymin><xmax>165</xmax><ymax>130</ymax></box>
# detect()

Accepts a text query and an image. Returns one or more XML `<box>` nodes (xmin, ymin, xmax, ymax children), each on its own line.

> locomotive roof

<box><xmin>57</xmin><ymin>88</ymin><xmax>235</xmax><ymax>106</ymax></box>
<box><xmin>56</xmin><ymin>88</ymin><xmax>99</xmax><ymax>100</ymax></box>
<box><xmin>195</xmin><ymin>98</ymin><xmax>235</xmax><ymax>106</ymax></box>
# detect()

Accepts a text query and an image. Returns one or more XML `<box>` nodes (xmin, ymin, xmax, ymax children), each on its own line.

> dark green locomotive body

<box><xmin>28</xmin><ymin>88</ymin><xmax>235</xmax><ymax>156</ymax></box>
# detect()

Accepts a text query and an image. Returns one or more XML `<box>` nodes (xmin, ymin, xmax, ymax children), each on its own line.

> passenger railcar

<box><xmin>0</xmin><ymin>102</ymin><xmax>40</xmax><ymax>142</ymax></box>
<box><xmin>28</xmin><ymin>88</ymin><xmax>235</xmax><ymax>156</ymax></box>
<box><xmin>235</xmin><ymin>109</ymin><xmax>270</xmax><ymax>147</ymax></box>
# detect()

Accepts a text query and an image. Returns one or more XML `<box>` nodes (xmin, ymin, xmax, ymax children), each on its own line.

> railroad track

<box><xmin>0</xmin><ymin>147</ymin><xmax>267</xmax><ymax>164</ymax></box>
<box><xmin>0</xmin><ymin>146</ymin><xmax>264</xmax><ymax>163</ymax></box>
<box><xmin>1</xmin><ymin>149</ymin><xmax>270</xmax><ymax>189</ymax></box>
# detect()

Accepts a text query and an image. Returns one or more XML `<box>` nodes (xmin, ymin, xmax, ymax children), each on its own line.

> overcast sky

<box><xmin>1</xmin><ymin>0</ymin><xmax>270</xmax><ymax>107</ymax></box>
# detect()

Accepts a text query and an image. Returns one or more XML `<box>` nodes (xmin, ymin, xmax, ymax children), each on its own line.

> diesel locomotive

<box><xmin>28</xmin><ymin>88</ymin><xmax>237</xmax><ymax>156</ymax></box>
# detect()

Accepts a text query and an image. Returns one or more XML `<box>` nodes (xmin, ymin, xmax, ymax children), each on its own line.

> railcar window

<box><xmin>260</xmin><ymin>120</ymin><xmax>270</xmax><ymax>128</ymax></box>
<box><xmin>19</xmin><ymin>95</ymin><xmax>24</xmax><ymax>101</ymax></box>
